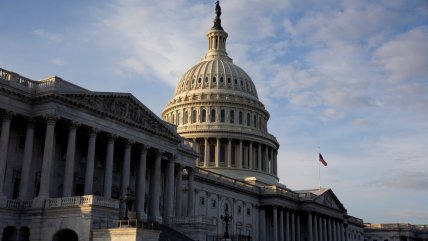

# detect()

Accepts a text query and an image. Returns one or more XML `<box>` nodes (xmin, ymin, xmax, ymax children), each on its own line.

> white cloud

<box><xmin>375</xmin><ymin>26</ymin><xmax>428</xmax><ymax>82</ymax></box>
<box><xmin>33</xmin><ymin>28</ymin><xmax>63</xmax><ymax>42</ymax></box>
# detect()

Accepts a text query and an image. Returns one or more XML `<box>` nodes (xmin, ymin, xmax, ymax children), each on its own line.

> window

<box><xmin>227</xmin><ymin>78</ymin><xmax>231</xmax><ymax>83</ymax></box>
<box><xmin>210</xmin><ymin>109</ymin><xmax>216</xmax><ymax>122</ymax></box>
<box><xmin>247</xmin><ymin>113</ymin><xmax>250</xmax><ymax>126</ymax></box>
<box><xmin>230</xmin><ymin>110</ymin><xmax>234</xmax><ymax>123</ymax></box>
<box><xmin>220</xmin><ymin>76</ymin><xmax>224</xmax><ymax>83</ymax></box>
<box><xmin>192</xmin><ymin>109</ymin><xmax>197</xmax><ymax>123</ymax></box>
<box><xmin>220</xmin><ymin>109</ymin><xmax>225</xmax><ymax>122</ymax></box>
<box><xmin>184</xmin><ymin>111</ymin><xmax>188</xmax><ymax>124</ymax></box>
<box><xmin>247</xmin><ymin>208</ymin><xmax>251</xmax><ymax>215</ymax></box>
<box><xmin>259</xmin><ymin>117</ymin><xmax>262</xmax><ymax>129</ymax></box>
<box><xmin>172</xmin><ymin>114</ymin><xmax>175</xmax><ymax>124</ymax></box>
<box><xmin>213</xmin><ymin>77</ymin><xmax>216</xmax><ymax>83</ymax></box>
<box><xmin>253</xmin><ymin>115</ymin><xmax>257</xmax><ymax>128</ymax></box>
<box><xmin>238</xmin><ymin>206</ymin><xmax>242</xmax><ymax>214</ymax></box>
<box><xmin>211</xmin><ymin>200</ymin><xmax>216</xmax><ymax>208</ymax></box>
<box><xmin>200</xmin><ymin>197</ymin><xmax>205</xmax><ymax>206</ymax></box>
<box><xmin>177</xmin><ymin>112</ymin><xmax>180</xmax><ymax>125</ymax></box>
<box><xmin>201</xmin><ymin>109</ymin><xmax>206</xmax><ymax>122</ymax></box>
<box><xmin>239</xmin><ymin>111</ymin><xmax>243</xmax><ymax>124</ymax></box>
<box><xmin>220</xmin><ymin>145</ymin><xmax>225</xmax><ymax>163</ymax></box>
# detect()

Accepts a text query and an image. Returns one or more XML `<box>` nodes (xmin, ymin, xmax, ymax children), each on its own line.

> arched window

<box><xmin>172</xmin><ymin>114</ymin><xmax>175</xmax><ymax>124</ymax></box>
<box><xmin>177</xmin><ymin>112</ymin><xmax>180</xmax><ymax>125</ymax></box>
<box><xmin>184</xmin><ymin>111</ymin><xmax>188</xmax><ymax>124</ymax></box>
<box><xmin>259</xmin><ymin>117</ymin><xmax>262</xmax><ymax>129</ymax></box>
<box><xmin>213</xmin><ymin>77</ymin><xmax>216</xmax><ymax>83</ymax></box>
<box><xmin>247</xmin><ymin>113</ymin><xmax>251</xmax><ymax>126</ymax></box>
<box><xmin>53</xmin><ymin>229</ymin><xmax>78</xmax><ymax>241</ymax></box>
<box><xmin>201</xmin><ymin>109</ymin><xmax>206</xmax><ymax>122</ymax></box>
<box><xmin>220</xmin><ymin>109</ymin><xmax>225</xmax><ymax>122</ymax></box>
<box><xmin>192</xmin><ymin>109</ymin><xmax>197</xmax><ymax>123</ymax></box>
<box><xmin>230</xmin><ymin>110</ymin><xmax>234</xmax><ymax>123</ymax></box>
<box><xmin>239</xmin><ymin>111</ymin><xmax>243</xmax><ymax>124</ymax></box>
<box><xmin>210</xmin><ymin>109</ymin><xmax>216</xmax><ymax>122</ymax></box>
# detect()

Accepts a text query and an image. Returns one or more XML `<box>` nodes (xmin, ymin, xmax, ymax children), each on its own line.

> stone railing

<box><xmin>0</xmin><ymin>195</ymin><xmax>119</xmax><ymax>210</ymax></box>
<box><xmin>0</xmin><ymin>67</ymin><xmax>87</xmax><ymax>93</ymax></box>
<box><xmin>168</xmin><ymin>216</ymin><xmax>217</xmax><ymax>226</ymax></box>
<box><xmin>195</xmin><ymin>168</ymin><xmax>259</xmax><ymax>192</ymax></box>
<box><xmin>261</xmin><ymin>185</ymin><xmax>299</xmax><ymax>199</ymax></box>
<box><xmin>298</xmin><ymin>192</ymin><xmax>317</xmax><ymax>200</ymax></box>
<box><xmin>364</xmin><ymin>223</ymin><xmax>428</xmax><ymax>231</ymax></box>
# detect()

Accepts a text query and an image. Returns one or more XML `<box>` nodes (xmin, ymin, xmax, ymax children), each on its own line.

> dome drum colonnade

<box><xmin>163</xmin><ymin>4</ymin><xmax>279</xmax><ymax>184</ymax></box>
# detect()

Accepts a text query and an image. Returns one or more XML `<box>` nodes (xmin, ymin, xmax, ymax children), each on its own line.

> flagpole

<box><xmin>318</xmin><ymin>146</ymin><xmax>321</xmax><ymax>189</ymax></box>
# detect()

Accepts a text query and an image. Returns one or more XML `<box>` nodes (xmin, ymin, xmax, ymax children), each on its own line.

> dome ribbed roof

<box><xmin>173</xmin><ymin>58</ymin><xmax>258</xmax><ymax>99</ymax></box>
<box><xmin>172</xmin><ymin>12</ymin><xmax>259</xmax><ymax>100</ymax></box>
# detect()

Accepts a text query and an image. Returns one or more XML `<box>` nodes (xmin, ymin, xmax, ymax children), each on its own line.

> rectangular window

<box><xmin>221</xmin><ymin>109</ymin><xmax>225</xmax><ymax>122</ymax></box>
<box><xmin>239</xmin><ymin>111</ymin><xmax>243</xmax><ymax>124</ymax></box>
<box><xmin>230</xmin><ymin>110</ymin><xmax>234</xmax><ymax>123</ymax></box>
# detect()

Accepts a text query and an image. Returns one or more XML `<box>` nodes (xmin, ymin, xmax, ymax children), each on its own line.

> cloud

<box><xmin>365</xmin><ymin>171</ymin><xmax>428</xmax><ymax>190</ymax></box>
<box><xmin>375</xmin><ymin>26</ymin><xmax>428</xmax><ymax>82</ymax></box>
<box><xmin>33</xmin><ymin>28</ymin><xmax>63</xmax><ymax>42</ymax></box>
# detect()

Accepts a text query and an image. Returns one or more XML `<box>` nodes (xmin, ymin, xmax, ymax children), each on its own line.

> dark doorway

<box><xmin>52</xmin><ymin>229</ymin><xmax>78</xmax><ymax>241</ymax></box>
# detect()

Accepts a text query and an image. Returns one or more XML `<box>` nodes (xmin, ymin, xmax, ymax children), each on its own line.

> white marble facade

<box><xmin>0</xmin><ymin>4</ymin><xmax>368</xmax><ymax>241</ymax></box>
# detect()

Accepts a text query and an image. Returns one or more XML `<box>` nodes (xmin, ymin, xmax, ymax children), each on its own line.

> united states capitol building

<box><xmin>0</xmin><ymin>3</ymin><xmax>426</xmax><ymax>241</ymax></box>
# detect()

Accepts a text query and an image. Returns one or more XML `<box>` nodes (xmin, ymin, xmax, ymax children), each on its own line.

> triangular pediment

<box><xmin>314</xmin><ymin>189</ymin><xmax>346</xmax><ymax>212</ymax></box>
<box><xmin>59</xmin><ymin>92</ymin><xmax>181</xmax><ymax>142</ymax></box>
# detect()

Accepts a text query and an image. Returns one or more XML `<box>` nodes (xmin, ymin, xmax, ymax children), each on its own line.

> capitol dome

<box><xmin>163</xmin><ymin>4</ymin><xmax>279</xmax><ymax>185</ymax></box>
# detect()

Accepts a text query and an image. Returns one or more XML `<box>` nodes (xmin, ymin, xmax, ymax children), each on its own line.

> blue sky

<box><xmin>1</xmin><ymin>0</ymin><xmax>427</xmax><ymax>224</ymax></box>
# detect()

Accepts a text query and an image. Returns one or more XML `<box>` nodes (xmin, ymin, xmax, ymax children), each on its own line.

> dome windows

<box><xmin>220</xmin><ymin>76</ymin><xmax>224</xmax><ymax>83</ymax></box>
<box><xmin>227</xmin><ymin>78</ymin><xmax>231</xmax><ymax>83</ymax></box>
<box><xmin>239</xmin><ymin>111</ymin><xmax>243</xmax><ymax>124</ymax></box>
<box><xmin>230</xmin><ymin>110</ymin><xmax>234</xmax><ymax>123</ymax></box>
<box><xmin>201</xmin><ymin>109</ymin><xmax>207</xmax><ymax>122</ymax></box>
<box><xmin>213</xmin><ymin>77</ymin><xmax>216</xmax><ymax>83</ymax></box>
<box><xmin>210</xmin><ymin>109</ymin><xmax>216</xmax><ymax>122</ymax></box>
<box><xmin>220</xmin><ymin>109</ymin><xmax>225</xmax><ymax>122</ymax></box>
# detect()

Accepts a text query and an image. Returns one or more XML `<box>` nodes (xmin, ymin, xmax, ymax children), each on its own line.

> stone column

<box><xmin>336</xmin><ymin>221</ymin><xmax>340</xmax><ymax>241</ymax></box>
<box><xmin>103</xmin><ymin>134</ymin><xmax>116</xmax><ymax>198</ymax></box>
<box><xmin>0</xmin><ymin>111</ymin><xmax>14</xmax><ymax>198</ymax></box>
<box><xmin>313</xmin><ymin>213</ymin><xmax>318</xmax><ymax>241</ymax></box>
<box><xmin>331</xmin><ymin>220</ymin><xmax>337</xmax><ymax>241</ymax></box>
<box><xmin>63</xmin><ymin>122</ymin><xmax>80</xmax><ymax>197</ymax></box>
<box><xmin>340</xmin><ymin>222</ymin><xmax>344</xmax><ymax>241</ymax></box>
<box><xmin>248</xmin><ymin>141</ymin><xmax>253</xmax><ymax>170</ymax></box>
<box><xmin>285</xmin><ymin>209</ymin><xmax>290</xmax><ymax>241</ymax></box>
<box><xmin>273</xmin><ymin>206</ymin><xmax>279</xmax><ymax>241</ymax></box>
<box><xmin>84</xmin><ymin>128</ymin><xmax>98</xmax><ymax>195</ymax></box>
<box><xmin>323</xmin><ymin>217</ymin><xmax>327</xmax><ymax>241</ymax></box>
<box><xmin>136</xmin><ymin>145</ymin><xmax>148</xmax><ymax>221</ymax></box>
<box><xmin>150</xmin><ymin>150</ymin><xmax>162</xmax><ymax>222</ymax></box>
<box><xmin>258</xmin><ymin>144</ymin><xmax>262</xmax><ymax>171</ymax></box>
<box><xmin>260</xmin><ymin>207</ymin><xmax>266</xmax><ymax>241</ymax></box>
<box><xmin>187</xmin><ymin>168</ymin><xmax>195</xmax><ymax>216</ymax></box>
<box><xmin>175</xmin><ymin>164</ymin><xmax>183</xmax><ymax>216</ymax></box>
<box><xmin>279</xmin><ymin>208</ymin><xmax>284</xmax><ymax>241</ymax></box>
<box><xmin>308</xmin><ymin>212</ymin><xmax>313</xmax><ymax>241</ymax></box>
<box><xmin>38</xmin><ymin>114</ymin><xmax>58</xmax><ymax>198</ymax></box>
<box><xmin>18</xmin><ymin>120</ymin><xmax>35</xmax><ymax>200</ymax></box>
<box><xmin>264</xmin><ymin>146</ymin><xmax>269</xmax><ymax>173</ymax></box>
<box><xmin>194</xmin><ymin>138</ymin><xmax>200</xmax><ymax>164</ymax></box>
<box><xmin>238</xmin><ymin>140</ymin><xmax>243</xmax><ymax>168</ymax></box>
<box><xmin>227</xmin><ymin>139</ymin><xmax>232</xmax><ymax>167</ymax></box>
<box><xmin>318</xmin><ymin>216</ymin><xmax>323</xmax><ymax>241</ymax></box>
<box><xmin>121</xmin><ymin>140</ymin><xmax>133</xmax><ymax>197</ymax></box>
<box><xmin>296</xmin><ymin>213</ymin><xmax>300</xmax><ymax>241</ymax></box>
<box><xmin>204</xmin><ymin>138</ymin><xmax>209</xmax><ymax>167</ymax></box>
<box><xmin>215</xmin><ymin>138</ymin><xmax>220</xmax><ymax>167</ymax></box>
<box><xmin>165</xmin><ymin>155</ymin><xmax>175</xmax><ymax>217</ymax></box>
<box><xmin>328</xmin><ymin>218</ymin><xmax>332</xmax><ymax>241</ymax></box>
<box><xmin>291</xmin><ymin>212</ymin><xmax>295</xmax><ymax>241</ymax></box>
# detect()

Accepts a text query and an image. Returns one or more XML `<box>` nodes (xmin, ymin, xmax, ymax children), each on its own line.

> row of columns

<box><xmin>259</xmin><ymin>206</ymin><xmax>301</xmax><ymax>241</ymax></box>
<box><xmin>194</xmin><ymin>137</ymin><xmax>277</xmax><ymax>175</ymax></box>
<box><xmin>0</xmin><ymin>111</ymin><xmax>196</xmax><ymax>223</ymax></box>
<box><xmin>308</xmin><ymin>212</ymin><xmax>345</xmax><ymax>241</ymax></box>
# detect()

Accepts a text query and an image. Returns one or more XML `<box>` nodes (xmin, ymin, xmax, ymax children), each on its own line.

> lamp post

<box><xmin>120</xmin><ymin>187</ymin><xmax>135</xmax><ymax>220</ymax></box>
<box><xmin>221</xmin><ymin>206</ymin><xmax>233</xmax><ymax>239</ymax></box>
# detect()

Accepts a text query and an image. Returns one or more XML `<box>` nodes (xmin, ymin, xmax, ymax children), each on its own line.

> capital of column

<box><xmin>125</xmin><ymin>139</ymin><xmax>135</xmax><ymax>146</ymax></box>
<box><xmin>44</xmin><ymin>112</ymin><xmax>59</xmax><ymax>124</ymax></box>
<box><xmin>89</xmin><ymin>127</ymin><xmax>99</xmax><ymax>137</ymax></box>
<box><xmin>107</xmin><ymin>133</ymin><xmax>118</xmax><ymax>141</ymax></box>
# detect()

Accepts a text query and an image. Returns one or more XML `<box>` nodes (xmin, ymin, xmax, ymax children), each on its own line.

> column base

<box><xmin>136</xmin><ymin>211</ymin><xmax>148</xmax><ymax>222</ymax></box>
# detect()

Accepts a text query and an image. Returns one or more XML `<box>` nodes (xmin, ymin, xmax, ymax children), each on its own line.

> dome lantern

<box><xmin>204</xmin><ymin>1</ymin><xmax>231</xmax><ymax>61</ymax></box>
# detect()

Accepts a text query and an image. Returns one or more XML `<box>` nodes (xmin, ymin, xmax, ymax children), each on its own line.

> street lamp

<box><xmin>220</xmin><ymin>205</ymin><xmax>233</xmax><ymax>239</ymax></box>
<box><xmin>120</xmin><ymin>187</ymin><xmax>135</xmax><ymax>220</ymax></box>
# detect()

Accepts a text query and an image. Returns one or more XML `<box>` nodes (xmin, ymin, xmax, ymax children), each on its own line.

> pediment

<box><xmin>59</xmin><ymin>92</ymin><xmax>181</xmax><ymax>141</ymax></box>
<box><xmin>314</xmin><ymin>189</ymin><xmax>346</xmax><ymax>212</ymax></box>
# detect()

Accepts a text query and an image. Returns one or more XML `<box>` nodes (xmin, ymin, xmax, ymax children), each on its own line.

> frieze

<box><xmin>60</xmin><ymin>93</ymin><xmax>180</xmax><ymax>141</ymax></box>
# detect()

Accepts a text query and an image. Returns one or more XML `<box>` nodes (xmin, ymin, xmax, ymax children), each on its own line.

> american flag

<box><xmin>319</xmin><ymin>153</ymin><xmax>327</xmax><ymax>166</ymax></box>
